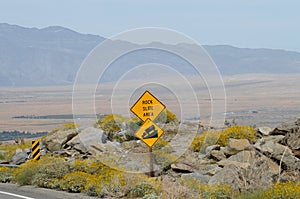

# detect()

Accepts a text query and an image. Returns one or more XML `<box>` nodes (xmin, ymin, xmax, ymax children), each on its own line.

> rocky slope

<box><xmin>8</xmin><ymin>116</ymin><xmax>299</xmax><ymax>194</ymax></box>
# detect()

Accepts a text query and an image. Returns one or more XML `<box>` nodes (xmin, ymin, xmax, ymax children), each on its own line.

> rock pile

<box><xmin>173</xmin><ymin>116</ymin><xmax>300</xmax><ymax>191</ymax></box>
<box><xmin>11</xmin><ymin>116</ymin><xmax>300</xmax><ymax>191</ymax></box>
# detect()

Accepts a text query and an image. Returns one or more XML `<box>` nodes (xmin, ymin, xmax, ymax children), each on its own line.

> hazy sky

<box><xmin>1</xmin><ymin>0</ymin><xmax>299</xmax><ymax>52</ymax></box>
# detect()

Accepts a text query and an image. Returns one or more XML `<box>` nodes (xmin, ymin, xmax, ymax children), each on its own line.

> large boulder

<box><xmin>228</xmin><ymin>150</ymin><xmax>279</xmax><ymax>175</ymax></box>
<box><xmin>11</xmin><ymin>148</ymin><xmax>31</xmax><ymax>165</ymax></box>
<box><xmin>209</xmin><ymin>159</ymin><xmax>274</xmax><ymax>191</ymax></box>
<box><xmin>254</xmin><ymin>140</ymin><xmax>300</xmax><ymax>171</ymax></box>
<box><xmin>171</xmin><ymin>162</ymin><xmax>194</xmax><ymax>173</ymax></box>
<box><xmin>181</xmin><ymin>172</ymin><xmax>211</xmax><ymax>184</ymax></box>
<box><xmin>271</xmin><ymin>116</ymin><xmax>300</xmax><ymax>150</ymax></box>
<box><xmin>226</xmin><ymin>138</ymin><xmax>251</xmax><ymax>155</ymax></box>
<box><xmin>66</xmin><ymin>127</ymin><xmax>107</xmax><ymax>154</ymax></box>
<box><xmin>217</xmin><ymin>159</ymin><xmax>250</xmax><ymax>169</ymax></box>
<box><xmin>42</xmin><ymin>129</ymin><xmax>78</xmax><ymax>152</ymax></box>
<box><xmin>271</xmin><ymin>116</ymin><xmax>300</xmax><ymax>135</ymax></box>
<box><xmin>258</xmin><ymin>127</ymin><xmax>273</xmax><ymax>136</ymax></box>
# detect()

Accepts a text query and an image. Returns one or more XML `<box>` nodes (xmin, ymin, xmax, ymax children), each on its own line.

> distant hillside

<box><xmin>0</xmin><ymin>23</ymin><xmax>299</xmax><ymax>86</ymax></box>
<box><xmin>205</xmin><ymin>45</ymin><xmax>300</xmax><ymax>75</ymax></box>
<box><xmin>0</xmin><ymin>23</ymin><xmax>104</xmax><ymax>86</ymax></box>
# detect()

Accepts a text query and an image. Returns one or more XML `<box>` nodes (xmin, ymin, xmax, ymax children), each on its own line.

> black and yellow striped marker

<box><xmin>32</xmin><ymin>140</ymin><xmax>40</xmax><ymax>160</ymax></box>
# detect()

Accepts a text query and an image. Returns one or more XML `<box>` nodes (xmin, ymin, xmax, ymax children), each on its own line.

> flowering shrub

<box><xmin>191</xmin><ymin>126</ymin><xmax>256</xmax><ymax>152</ymax></box>
<box><xmin>0</xmin><ymin>167</ymin><xmax>13</xmax><ymax>183</ymax></box>
<box><xmin>190</xmin><ymin>130</ymin><xmax>220</xmax><ymax>152</ymax></box>
<box><xmin>258</xmin><ymin>181</ymin><xmax>300</xmax><ymax>199</ymax></box>
<box><xmin>181</xmin><ymin>176</ymin><xmax>234</xmax><ymax>198</ymax></box>
<box><xmin>0</xmin><ymin>140</ymin><xmax>32</xmax><ymax>162</ymax></box>
<box><xmin>218</xmin><ymin>126</ymin><xmax>256</xmax><ymax>147</ymax></box>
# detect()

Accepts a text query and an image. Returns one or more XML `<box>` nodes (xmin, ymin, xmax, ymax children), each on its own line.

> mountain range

<box><xmin>0</xmin><ymin>23</ymin><xmax>299</xmax><ymax>86</ymax></box>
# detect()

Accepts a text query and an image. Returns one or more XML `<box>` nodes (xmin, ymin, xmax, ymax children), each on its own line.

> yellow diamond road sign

<box><xmin>130</xmin><ymin>90</ymin><xmax>166</xmax><ymax>122</ymax></box>
<box><xmin>135</xmin><ymin>119</ymin><xmax>164</xmax><ymax>148</ymax></box>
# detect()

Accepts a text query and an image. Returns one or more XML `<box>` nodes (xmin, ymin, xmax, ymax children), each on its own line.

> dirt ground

<box><xmin>0</xmin><ymin>74</ymin><xmax>299</xmax><ymax>132</ymax></box>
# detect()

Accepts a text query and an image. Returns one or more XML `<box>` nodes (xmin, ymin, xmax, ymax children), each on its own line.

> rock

<box><xmin>279</xmin><ymin>171</ymin><xmax>300</xmax><ymax>182</ymax></box>
<box><xmin>0</xmin><ymin>160</ymin><xmax>9</xmax><ymax>164</ymax></box>
<box><xmin>208</xmin><ymin>165</ymin><xmax>243</xmax><ymax>189</ymax></box>
<box><xmin>171</xmin><ymin>162</ymin><xmax>194</xmax><ymax>173</ymax></box>
<box><xmin>11</xmin><ymin>151</ymin><xmax>28</xmax><ymax>165</ymax></box>
<box><xmin>107</xmin><ymin>141</ymin><xmax>121</xmax><ymax>147</ymax></box>
<box><xmin>271</xmin><ymin>116</ymin><xmax>300</xmax><ymax>135</ymax></box>
<box><xmin>210</xmin><ymin>150</ymin><xmax>226</xmax><ymax>161</ymax></box>
<box><xmin>258</xmin><ymin>127</ymin><xmax>273</xmax><ymax>136</ymax></box>
<box><xmin>284</xmin><ymin>132</ymin><xmax>300</xmax><ymax>150</ymax></box>
<box><xmin>227</xmin><ymin>139</ymin><xmax>251</xmax><ymax>155</ymax></box>
<box><xmin>228</xmin><ymin>150</ymin><xmax>280</xmax><ymax>175</ymax></box>
<box><xmin>24</xmin><ymin>148</ymin><xmax>31</xmax><ymax>154</ymax></box>
<box><xmin>118</xmin><ymin>154</ymin><xmax>161</xmax><ymax>176</ymax></box>
<box><xmin>228</xmin><ymin>150</ymin><xmax>256</xmax><ymax>163</ymax></box>
<box><xmin>209</xmin><ymin>161</ymin><xmax>274</xmax><ymax>191</ymax></box>
<box><xmin>42</xmin><ymin>129</ymin><xmax>78</xmax><ymax>152</ymax></box>
<box><xmin>121</xmin><ymin>140</ymin><xmax>147</xmax><ymax>153</ymax></box>
<box><xmin>205</xmin><ymin>145</ymin><xmax>220</xmax><ymax>155</ymax></box>
<box><xmin>262</xmin><ymin>135</ymin><xmax>285</xmax><ymax>143</ymax></box>
<box><xmin>270</xmin><ymin>116</ymin><xmax>300</xmax><ymax>150</ymax></box>
<box><xmin>292</xmin><ymin>149</ymin><xmax>300</xmax><ymax>158</ymax></box>
<box><xmin>205</xmin><ymin>165</ymin><xmax>222</xmax><ymax>176</ymax></box>
<box><xmin>88</xmin><ymin>143</ymin><xmax>121</xmax><ymax>155</ymax></box>
<box><xmin>254</xmin><ymin>140</ymin><xmax>300</xmax><ymax>171</ymax></box>
<box><xmin>217</xmin><ymin>159</ymin><xmax>250</xmax><ymax>169</ymax></box>
<box><xmin>15</xmin><ymin>148</ymin><xmax>22</xmax><ymax>154</ymax></box>
<box><xmin>66</xmin><ymin>127</ymin><xmax>107</xmax><ymax>154</ymax></box>
<box><xmin>181</xmin><ymin>172</ymin><xmax>211</xmax><ymax>184</ymax></box>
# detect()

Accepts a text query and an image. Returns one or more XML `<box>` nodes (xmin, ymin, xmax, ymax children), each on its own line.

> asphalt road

<box><xmin>0</xmin><ymin>183</ymin><xmax>96</xmax><ymax>199</ymax></box>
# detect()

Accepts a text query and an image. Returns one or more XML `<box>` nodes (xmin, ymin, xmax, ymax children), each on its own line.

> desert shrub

<box><xmin>152</xmin><ymin>139</ymin><xmax>177</xmax><ymax>169</ymax></box>
<box><xmin>67</xmin><ymin>156</ymin><xmax>126</xmax><ymax>196</ymax></box>
<box><xmin>218</xmin><ymin>126</ymin><xmax>256</xmax><ymax>146</ymax></box>
<box><xmin>260</xmin><ymin>181</ymin><xmax>300</xmax><ymax>199</ymax></box>
<box><xmin>128</xmin><ymin>183</ymin><xmax>158</xmax><ymax>198</ymax></box>
<box><xmin>60</xmin><ymin>171</ymin><xmax>90</xmax><ymax>193</ymax></box>
<box><xmin>13</xmin><ymin>156</ymin><xmax>71</xmax><ymax>187</ymax></box>
<box><xmin>96</xmin><ymin>114</ymin><xmax>126</xmax><ymax>140</ymax></box>
<box><xmin>0</xmin><ymin>167</ymin><xmax>14</xmax><ymax>183</ymax></box>
<box><xmin>198</xmin><ymin>183</ymin><xmax>234</xmax><ymax>199</ymax></box>
<box><xmin>181</xmin><ymin>177</ymin><xmax>234</xmax><ymax>198</ymax></box>
<box><xmin>155</xmin><ymin>109</ymin><xmax>178</xmax><ymax>124</ymax></box>
<box><xmin>0</xmin><ymin>140</ymin><xmax>32</xmax><ymax>162</ymax></box>
<box><xmin>122</xmin><ymin>172</ymin><xmax>162</xmax><ymax>198</ymax></box>
<box><xmin>125</xmin><ymin>117</ymin><xmax>142</xmax><ymax>141</ymax></box>
<box><xmin>61</xmin><ymin>122</ymin><xmax>79</xmax><ymax>130</ymax></box>
<box><xmin>50</xmin><ymin>122</ymin><xmax>79</xmax><ymax>133</ymax></box>
<box><xmin>13</xmin><ymin>159</ymin><xmax>39</xmax><ymax>185</ymax></box>
<box><xmin>191</xmin><ymin>126</ymin><xmax>256</xmax><ymax>152</ymax></box>
<box><xmin>238</xmin><ymin>181</ymin><xmax>300</xmax><ymax>199</ymax></box>
<box><xmin>190</xmin><ymin>130</ymin><xmax>220</xmax><ymax>152</ymax></box>
<box><xmin>153</xmin><ymin>150</ymin><xmax>178</xmax><ymax>170</ymax></box>
<box><xmin>153</xmin><ymin>139</ymin><xmax>171</xmax><ymax>151</ymax></box>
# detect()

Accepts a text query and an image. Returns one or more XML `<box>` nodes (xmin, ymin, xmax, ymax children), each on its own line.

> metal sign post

<box><xmin>130</xmin><ymin>90</ymin><xmax>166</xmax><ymax>177</ymax></box>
